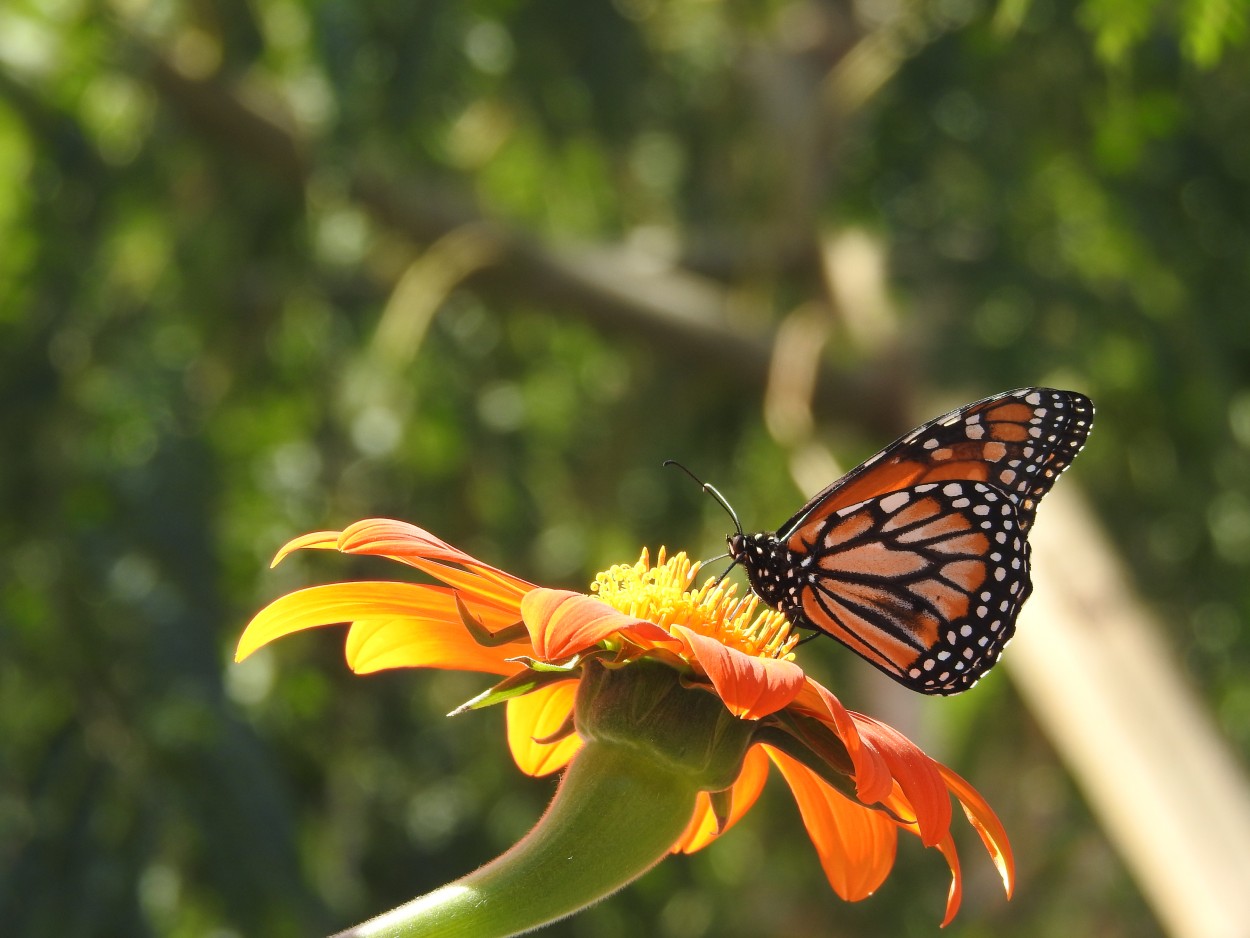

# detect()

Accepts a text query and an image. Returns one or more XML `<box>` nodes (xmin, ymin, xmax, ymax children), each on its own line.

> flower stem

<box><xmin>332</xmin><ymin>739</ymin><xmax>700</xmax><ymax>938</ymax></box>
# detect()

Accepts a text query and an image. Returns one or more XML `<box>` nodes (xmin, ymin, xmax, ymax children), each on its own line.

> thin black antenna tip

<box><xmin>663</xmin><ymin>459</ymin><xmax>705</xmax><ymax>486</ymax></box>
<box><xmin>661</xmin><ymin>459</ymin><xmax>744</xmax><ymax>536</ymax></box>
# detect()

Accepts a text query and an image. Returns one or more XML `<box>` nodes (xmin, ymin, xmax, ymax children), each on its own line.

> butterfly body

<box><xmin>727</xmin><ymin>388</ymin><xmax>1092</xmax><ymax>695</ymax></box>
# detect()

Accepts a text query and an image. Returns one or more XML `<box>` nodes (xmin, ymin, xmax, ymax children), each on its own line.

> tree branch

<box><xmin>138</xmin><ymin>44</ymin><xmax>911</xmax><ymax>437</ymax></box>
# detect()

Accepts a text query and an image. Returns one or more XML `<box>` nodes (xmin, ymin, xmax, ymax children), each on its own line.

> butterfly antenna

<box><xmin>662</xmin><ymin>460</ymin><xmax>744</xmax><ymax>537</ymax></box>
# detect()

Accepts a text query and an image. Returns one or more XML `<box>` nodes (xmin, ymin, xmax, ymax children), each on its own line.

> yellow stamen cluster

<box><xmin>590</xmin><ymin>548</ymin><xmax>799</xmax><ymax>660</ymax></box>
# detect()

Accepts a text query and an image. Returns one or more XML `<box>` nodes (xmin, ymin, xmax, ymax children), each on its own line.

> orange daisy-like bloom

<box><xmin>238</xmin><ymin>519</ymin><xmax>1014</xmax><ymax>927</ymax></box>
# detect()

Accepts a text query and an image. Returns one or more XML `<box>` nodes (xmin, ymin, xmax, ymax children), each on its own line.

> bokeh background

<box><xmin>4</xmin><ymin>1</ymin><xmax>1250</xmax><ymax>936</ymax></box>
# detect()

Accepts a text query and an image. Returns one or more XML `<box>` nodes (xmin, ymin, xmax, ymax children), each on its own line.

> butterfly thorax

<box><xmin>728</xmin><ymin>532</ymin><xmax>799</xmax><ymax>610</ymax></box>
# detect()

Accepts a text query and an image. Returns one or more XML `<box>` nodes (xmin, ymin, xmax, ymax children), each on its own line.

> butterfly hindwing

<box><xmin>784</xmin><ymin>481</ymin><xmax>1029</xmax><ymax>694</ymax></box>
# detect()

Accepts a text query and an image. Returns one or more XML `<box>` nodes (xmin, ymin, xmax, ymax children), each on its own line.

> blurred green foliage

<box><xmin>2</xmin><ymin>0</ymin><xmax>1248</xmax><ymax>936</ymax></box>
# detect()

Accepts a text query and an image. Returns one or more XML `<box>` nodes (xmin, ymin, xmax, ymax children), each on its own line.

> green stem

<box><xmin>332</xmin><ymin>740</ymin><xmax>700</xmax><ymax>938</ymax></box>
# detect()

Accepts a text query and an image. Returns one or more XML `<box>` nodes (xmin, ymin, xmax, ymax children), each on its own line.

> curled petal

<box><xmin>673</xmin><ymin>744</ymin><xmax>771</xmax><ymax>854</ymax></box>
<box><xmin>506</xmin><ymin>680</ymin><xmax>583</xmax><ymax>776</ymax></box>
<box><xmin>851</xmin><ymin>713</ymin><xmax>952</xmax><ymax>848</ymax></box>
<box><xmin>336</xmin><ymin>518</ymin><xmax>484</xmax><ymax>566</ymax></box>
<box><xmin>939</xmin><ymin>765</ymin><xmax>1015</xmax><ymax>898</ymax></box>
<box><xmin>338</xmin><ymin>519</ymin><xmax>533</xmax><ymax>595</ymax></box>
<box><xmin>520</xmin><ymin>589</ymin><xmax>673</xmax><ymax>662</ymax></box>
<box><xmin>237</xmin><ymin>582</ymin><xmax>526</xmax><ymax>676</ymax></box>
<box><xmin>672</xmin><ymin>626</ymin><xmax>804</xmax><ymax>719</ymax></box>
<box><xmin>272</xmin><ymin>530</ymin><xmax>342</xmax><ymax>566</ymax></box>
<box><xmin>934</xmin><ymin>833</ymin><xmax>963</xmax><ymax>927</ymax></box>
<box><xmin>267</xmin><ymin>520</ymin><xmax>531</xmax><ymax>607</ymax></box>
<box><xmin>767</xmin><ymin>745</ymin><xmax>898</xmax><ymax>902</ymax></box>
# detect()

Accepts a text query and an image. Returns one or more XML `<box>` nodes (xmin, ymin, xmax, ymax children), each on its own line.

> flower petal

<box><xmin>791</xmin><ymin>679</ymin><xmax>894</xmax><ymax>804</ymax></box>
<box><xmin>506</xmin><ymin>680</ymin><xmax>583</xmax><ymax>776</ymax></box>
<box><xmin>938</xmin><ymin>764</ymin><xmax>1015</xmax><ymax>898</ymax></box>
<box><xmin>338</xmin><ymin>519</ymin><xmax>533</xmax><ymax>595</ymax></box>
<box><xmin>850</xmin><ymin>713</ymin><xmax>952</xmax><ymax>848</ymax></box>
<box><xmin>401</xmin><ymin>556</ymin><xmax>531</xmax><ymax>614</ymax></box>
<box><xmin>336</xmin><ymin>518</ymin><xmax>481</xmax><ymax>565</ymax></box>
<box><xmin>673</xmin><ymin>743</ymin><xmax>771</xmax><ymax>854</ymax></box>
<box><xmin>934</xmin><ymin>832</ymin><xmax>963</xmax><ymax>927</ymax></box>
<box><xmin>671</xmin><ymin>626</ymin><xmax>804</xmax><ymax>719</ymax></box>
<box><xmin>767</xmin><ymin>745</ymin><xmax>898</xmax><ymax>902</ymax></box>
<box><xmin>345</xmin><ymin>616</ymin><xmax>523</xmax><ymax>675</ymax></box>
<box><xmin>520</xmin><ymin>589</ymin><xmax>672</xmax><ymax>662</ymax></box>
<box><xmin>237</xmin><ymin>582</ymin><xmax>527</xmax><ymax>676</ymax></box>
<box><xmin>272</xmin><ymin>530</ymin><xmax>342</xmax><ymax>566</ymax></box>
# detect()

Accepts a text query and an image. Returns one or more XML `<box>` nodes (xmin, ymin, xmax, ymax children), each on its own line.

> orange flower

<box><xmin>238</xmin><ymin>519</ymin><xmax>1014</xmax><ymax>926</ymax></box>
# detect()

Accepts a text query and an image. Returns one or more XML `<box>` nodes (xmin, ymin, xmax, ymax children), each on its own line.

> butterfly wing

<box><xmin>768</xmin><ymin>387</ymin><xmax>1092</xmax><ymax>694</ymax></box>
<box><xmin>779</xmin><ymin>387</ymin><xmax>1093</xmax><ymax>539</ymax></box>
<box><xmin>787</xmin><ymin>481</ymin><xmax>1029</xmax><ymax>693</ymax></box>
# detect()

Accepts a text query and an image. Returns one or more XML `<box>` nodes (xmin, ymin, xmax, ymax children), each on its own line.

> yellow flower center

<box><xmin>590</xmin><ymin>548</ymin><xmax>799</xmax><ymax>660</ymax></box>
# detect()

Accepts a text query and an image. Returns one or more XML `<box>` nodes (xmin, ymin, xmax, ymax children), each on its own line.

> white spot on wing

<box><xmin>878</xmin><ymin>490</ymin><xmax>912</xmax><ymax>513</ymax></box>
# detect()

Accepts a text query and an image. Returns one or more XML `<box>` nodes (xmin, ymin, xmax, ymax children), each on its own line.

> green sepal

<box><xmin>506</xmin><ymin>646</ymin><xmax>611</xmax><ymax>673</ymax></box>
<box><xmin>532</xmin><ymin>710</ymin><xmax>577</xmax><ymax>745</ymax></box>
<box><xmin>447</xmin><ymin>666</ymin><xmax>578</xmax><ymax>716</ymax></box>
<box><xmin>456</xmin><ymin>593</ymin><xmax>529</xmax><ymax>647</ymax></box>
<box><xmin>708</xmin><ymin>787</ymin><xmax>734</xmax><ymax>833</ymax></box>
<box><xmin>506</xmin><ymin>655</ymin><xmax>584</xmax><ymax>672</ymax></box>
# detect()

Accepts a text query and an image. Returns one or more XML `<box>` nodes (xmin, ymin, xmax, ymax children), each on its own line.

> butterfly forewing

<box><xmin>779</xmin><ymin>388</ymin><xmax>1093</xmax><ymax>538</ymax></box>
<box><xmin>734</xmin><ymin>387</ymin><xmax>1092</xmax><ymax>695</ymax></box>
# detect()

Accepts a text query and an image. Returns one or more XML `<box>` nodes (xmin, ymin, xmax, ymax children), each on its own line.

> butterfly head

<box><xmin>727</xmin><ymin>531</ymin><xmax>792</xmax><ymax>609</ymax></box>
<box><xmin>726</xmin><ymin>531</ymin><xmax>759</xmax><ymax>563</ymax></box>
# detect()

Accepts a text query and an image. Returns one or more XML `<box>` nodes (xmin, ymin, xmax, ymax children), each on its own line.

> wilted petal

<box><xmin>672</xmin><ymin>626</ymin><xmax>804</xmax><ymax>719</ymax></box>
<box><xmin>673</xmin><ymin>744</ymin><xmax>771</xmax><ymax>854</ymax></box>
<box><xmin>237</xmin><ymin>582</ymin><xmax>525</xmax><ymax>676</ymax></box>
<box><xmin>767</xmin><ymin>745</ymin><xmax>898</xmax><ymax>901</ymax></box>
<box><xmin>520</xmin><ymin>589</ymin><xmax>672</xmax><ymax>661</ymax></box>
<box><xmin>506</xmin><ymin>680</ymin><xmax>582</xmax><ymax>776</ymax></box>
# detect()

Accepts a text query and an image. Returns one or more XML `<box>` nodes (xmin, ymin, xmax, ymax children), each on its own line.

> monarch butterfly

<box><xmin>678</xmin><ymin>387</ymin><xmax>1093</xmax><ymax>695</ymax></box>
